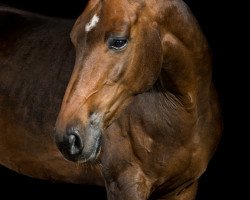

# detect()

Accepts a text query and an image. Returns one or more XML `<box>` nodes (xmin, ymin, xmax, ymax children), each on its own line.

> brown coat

<box><xmin>0</xmin><ymin>1</ymin><xmax>222</xmax><ymax>199</ymax></box>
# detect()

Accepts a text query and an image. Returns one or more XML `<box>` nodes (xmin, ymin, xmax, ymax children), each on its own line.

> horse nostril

<box><xmin>65</xmin><ymin>131</ymin><xmax>83</xmax><ymax>156</ymax></box>
<box><xmin>67</xmin><ymin>133</ymin><xmax>82</xmax><ymax>155</ymax></box>
<box><xmin>68</xmin><ymin>134</ymin><xmax>75</xmax><ymax>144</ymax></box>
<box><xmin>55</xmin><ymin>119</ymin><xmax>102</xmax><ymax>162</ymax></box>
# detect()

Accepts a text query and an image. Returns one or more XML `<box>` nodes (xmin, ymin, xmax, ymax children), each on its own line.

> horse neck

<box><xmin>156</xmin><ymin>44</ymin><xmax>213</xmax><ymax>111</ymax></box>
<box><xmin>154</xmin><ymin>0</ymin><xmax>213</xmax><ymax>110</ymax></box>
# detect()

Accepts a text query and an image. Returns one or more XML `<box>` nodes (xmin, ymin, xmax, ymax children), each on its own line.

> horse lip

<box><xmin>83</xmin><ymin>135</ymin><xmax>102</xmax><ymax>163</ymax></box>
<box><xmin>78</xmin><ymin>133</ymin><xmax>102</xmax><ymax>163</ymax></box>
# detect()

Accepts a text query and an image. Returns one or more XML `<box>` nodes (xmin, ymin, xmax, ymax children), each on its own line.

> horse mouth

<box><xmin>80</xmin><ymin>135</ymin><xmax>102</xmax><ymax>163</ymax></box>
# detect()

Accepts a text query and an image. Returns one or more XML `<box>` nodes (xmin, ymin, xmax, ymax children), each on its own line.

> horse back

<box><xmin>0</xmin><ymin>6</ymin><xmax>75</xmax><ymax>130</ymax></box>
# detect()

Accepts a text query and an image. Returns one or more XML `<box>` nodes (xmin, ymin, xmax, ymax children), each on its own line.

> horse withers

<box><xmin>0</xmin><ymin>0</ymin><xmax>222</xmax><ymax>199</ymax></box>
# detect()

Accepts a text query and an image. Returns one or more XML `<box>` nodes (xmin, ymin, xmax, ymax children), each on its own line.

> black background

<box><xmin>0</xmin><ymin>0</ymin><xmax>245</xmax><ymax>199</ymax></box>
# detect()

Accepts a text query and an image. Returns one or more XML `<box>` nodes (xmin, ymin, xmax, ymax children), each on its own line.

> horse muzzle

<box><xmin>55</xmin><ymin>113</ymin><xmax>102</xmax><ymax>163</ymax></box>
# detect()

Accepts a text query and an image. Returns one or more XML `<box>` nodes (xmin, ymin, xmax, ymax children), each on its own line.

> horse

<box><xmin>0</xmin><ymin>0</ymin><xmax>222</xmax><ymax>199</ymax></box>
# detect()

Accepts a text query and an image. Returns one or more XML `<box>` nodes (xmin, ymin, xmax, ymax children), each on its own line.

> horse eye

<box><xmin>107</xmin><ymin>37</ymin><xmax>128</xmax><ymax>51</ymax></box>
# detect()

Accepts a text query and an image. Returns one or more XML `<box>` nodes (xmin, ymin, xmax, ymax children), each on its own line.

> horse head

<box><xmin>55</xmin><ymin>0</ymin><xmax>212</xmax><ymax>163</ymax></box>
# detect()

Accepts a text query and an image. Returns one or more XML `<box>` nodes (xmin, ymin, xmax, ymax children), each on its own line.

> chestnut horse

<box><xmin>0</xmin><ymin>0</ymin><xmax>222</xmax><ymax>199</ymax></box>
